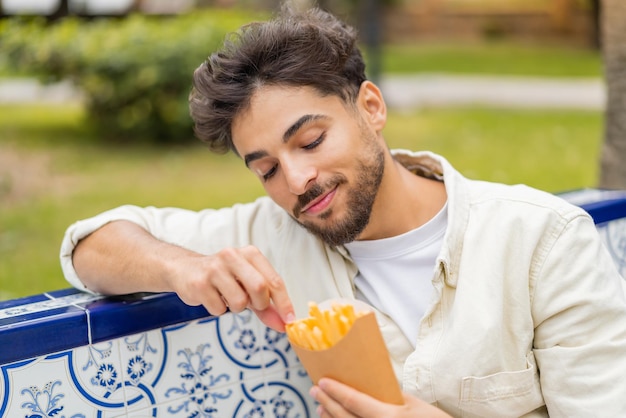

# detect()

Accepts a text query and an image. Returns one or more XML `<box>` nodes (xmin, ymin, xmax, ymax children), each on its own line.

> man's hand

<box><xmin>168</xmin><ymin>246</ymin><xmax>295</xmax><ymax>331</ymax></box>
<box><xmin>73</xmin><ymin>221</ymin><xmax>295</xmax><ymax>332</ymax></box>
<box><xmin>309</xmin><ymin>378</ymin><xmax>452</xmax><ymax>418</ymax></box>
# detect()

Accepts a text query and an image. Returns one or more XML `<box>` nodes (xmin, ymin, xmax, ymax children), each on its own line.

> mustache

<box><xmin>293</xmin><ymin>183</ymin><xmax>325</xmax><ymax>218</ymax></box>
<box><xmin>292</xmin><ymin>176</ymin><xmax>345</xmax><ymax>218</ymax></box>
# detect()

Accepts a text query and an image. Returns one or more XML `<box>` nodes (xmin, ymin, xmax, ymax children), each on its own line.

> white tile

<box><xmin>70</xmin><ymin>338</ymin><xmax>128</xmax><ymax>412</ymax></box>
<box><xmin>126</xmin><ymin>376</ymin><xmax>266</xmax><ymax>417</ymax></box>
<box><xmin>154</xmin><ymin>314</ymin><xmax>265</xmax><ymax>407</ymax></box>
<box><xmin>1</xmin><ymin>351</ymin><xmax>126</xmax><ymax>417</ymax></box>
<box><xmin>259</xmin><ymin>324</ymin><xmax>301</xmax><ymax>376</ymax></box>
<box><xmin>1</xmin><ymin>309</ymin><xmax>319</xmax><ymax>417</ymax></box>
<box><xmin>117</xmin><ymin>328</ymin><xmax>167</xmax><ymax>414</ymax></box>
<box><xmin>263</xmin><ymin>365</ymin><xmax>316</xmax><ymax>417</ymax></box>
<box><xmin>213</xmin><ymin>310</ymin><xmax>268</xmax><ymax>370</ymax></box>
<box><xmin>231</xmin><ymin>376</ymin><xmax>271</xmax><ymax>418</ymax></box>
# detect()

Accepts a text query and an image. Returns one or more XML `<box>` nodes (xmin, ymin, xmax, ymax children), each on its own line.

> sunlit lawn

<box><xmin>379</xmin><ymin>41</ymin><xmax>602</xmax><ymax>77</ymax></box>
<box><xmin>0</xmin><ymin>102</ymin><xmax>602</xmax><ymax>299</ymax></box>
<box><xmin>385</xmin><ymin>107</ymin><xmax>602</xmax><ymax>188</ymax></box>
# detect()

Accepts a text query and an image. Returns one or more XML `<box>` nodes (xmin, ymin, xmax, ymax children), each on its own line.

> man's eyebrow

<box><xmin>244</xmin><ymin>150</ymin><xmax>268</xmax><ymax>168</ymax></box>
<box><xmin>283</xmin><ymin>114</ymin><xmax>328</xmax><ymax>143</ymax></box>
<box><xmin>244</xmin><ymin>114</ymin><xmax>329</xmax><ymax>168</ymax></box>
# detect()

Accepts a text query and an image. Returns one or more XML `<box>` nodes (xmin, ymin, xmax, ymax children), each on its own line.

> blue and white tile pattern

<box><xmin>0</xmin><ymin>292</ymin><xmax>315</xmax><ymax>417</ymax></box>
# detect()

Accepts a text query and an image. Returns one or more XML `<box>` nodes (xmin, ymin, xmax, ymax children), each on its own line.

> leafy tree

<box><xmin>0</xmin><ymin>10</ymin><xmax>263</xmax><ymax>144</ymax></box>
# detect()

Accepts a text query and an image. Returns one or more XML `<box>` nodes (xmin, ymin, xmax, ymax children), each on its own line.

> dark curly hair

<box><xmin>189</xmin><ymin>6</ymin><xmax>367</xmax><ymax>154</ymax></box>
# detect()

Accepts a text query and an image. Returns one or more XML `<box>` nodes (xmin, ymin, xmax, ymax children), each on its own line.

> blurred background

<box><xmin>0</xmin><ymin>0</ymin><xmax>607</xmax><ymax>299</ymax></box>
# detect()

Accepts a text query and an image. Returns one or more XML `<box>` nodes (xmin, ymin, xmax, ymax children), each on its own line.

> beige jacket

<box><xmin>61</xmin><ymin>150</ymin><xmax>626</xmax><ymax>417</ymax></box>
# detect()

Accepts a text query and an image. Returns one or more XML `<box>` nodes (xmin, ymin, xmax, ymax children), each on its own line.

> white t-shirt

<box><xmin>345</xmin><ymin>203</ymin><xmax>448</xmax><ymax>346</ymax></box>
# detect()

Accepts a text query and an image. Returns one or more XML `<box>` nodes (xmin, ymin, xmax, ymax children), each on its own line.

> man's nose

<box><xmin>283</xmin><ymin>159</ymin><xmax>316</xmax><ymax>195</ymax></box>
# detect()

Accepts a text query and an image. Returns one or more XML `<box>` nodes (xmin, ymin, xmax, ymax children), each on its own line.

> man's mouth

<box><xmin>293</xmin><ymin>183</ymin><xmax>338</xmax><ymax>218</ymax></box>
<box><xmin>301</xmin><ymin>186</ymin><xmax>337</xmax><ymax>215</ymax></box>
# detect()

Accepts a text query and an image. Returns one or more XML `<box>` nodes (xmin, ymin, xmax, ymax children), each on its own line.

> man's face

<box><xmin>231</xmin><ymin>85</ymin><xmax>387</xmax><ymax>246</ymax></box>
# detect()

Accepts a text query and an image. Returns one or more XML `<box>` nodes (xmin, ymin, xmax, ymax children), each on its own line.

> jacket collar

<box><xmin>390</xmin><ymin>150</ymin><xmax>470</xmax><ymax>288</ymax></box>
<box><xmin>333</xmin><ymin>149</ymin><xmax>470</xmax><ymax>288</ymax></box>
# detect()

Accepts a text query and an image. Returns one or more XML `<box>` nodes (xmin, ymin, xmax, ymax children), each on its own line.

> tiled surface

<box><xmin>559</xmin><ymin>188</ymin><xmax>626</xmax><ymax>279</ymax></box>
<box><xmin>0</xmin><ymin>289</ymin><xmax>314</xmax><ymax>417</ymax></box>
<box><xmin>0</xmin><ymin>291</ymin><xmax>211</xmax><ymax>365</ymax></box>
<box><xmin>1</xmin><ymin>310</ymin><xmax>314</xmax><ymax>417</ymax></box>
<box><xmin>597</xmin><ymin>217</ymin><xmax>626</xmax><ymax>278</ymax></box>
<box><xmin>0</xmin><ymin>290</ymin><xmax>100</xmax><ymax>364</ymax></box>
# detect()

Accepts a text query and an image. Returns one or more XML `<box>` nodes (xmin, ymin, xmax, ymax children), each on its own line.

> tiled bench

<box><xmin>559</xmin><ymin>188</ymin><xmax>626</xmax><ymax>278</ymax></box>
<box><xmin>1</xmin><ymin>188</ymin><xmax>625</xmax><ymax>417</ymax></box>
<box><xmin>0</xmin><ymin>290</ymin><xmax>315</xmax><ymax>417</ymax></box>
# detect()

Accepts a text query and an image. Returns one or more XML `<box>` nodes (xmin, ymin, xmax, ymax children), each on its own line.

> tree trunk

<box><xmin>50</xmin><ymin>0</ymin><xmax>69</xmax><ymax>20</ymax></box>
<box><xmin>599</xmin><ymin>0</ymin><xmax>626</xmax><ymax>188</ymax></box>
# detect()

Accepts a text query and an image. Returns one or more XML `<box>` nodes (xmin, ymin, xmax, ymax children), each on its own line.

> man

<box><xmin>60</xmin><ymin>5</ymin><xmax>626</xmax><ymax>418</ymax></box>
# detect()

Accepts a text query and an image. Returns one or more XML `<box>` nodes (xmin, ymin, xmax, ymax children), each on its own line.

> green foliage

<box><xmin>0</xmin><ymin>10</ymin><xmax>265</xmax><ymax>144</ymax></box>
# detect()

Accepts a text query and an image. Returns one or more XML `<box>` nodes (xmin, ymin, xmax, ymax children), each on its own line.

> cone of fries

<box><xmin>285</xmin><ymin>300</ymin><xmax>404</xmax><ymax>405</ymax></box>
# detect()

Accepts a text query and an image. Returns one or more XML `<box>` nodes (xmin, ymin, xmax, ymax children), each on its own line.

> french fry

<box><xmin>285</xmin><ymin>301</ymin><xmax>367</xmax><ymax>350</ymax></box>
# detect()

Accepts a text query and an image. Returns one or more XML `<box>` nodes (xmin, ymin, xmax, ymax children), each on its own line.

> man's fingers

<box><xmin>211</xmin><ymin>274</ymin><xmax>250</xmax><ymax>313</ymax></box>
<box><xmin>312</xmin><ymin>378</ymin><xmax>454</xmax><ymax>418</ymax></box>
<box><xmin>234</xmin><ymin>247</ymin><xmax>295</xmax><ymax>326</ymax></box>
<box><xmin>206</xmin><ymin>247</ymin><xmax>295</xmax><ymax>328</ymax></box>
<box><xmin>310</xmin><ymin>381</ymin><xmax>359</xmax><ymax>418</ymax></box>
<box><xmin>313</xmin><ymin>378</ymin><xmax>383</xmax><ymax>418</ymax></box>
<box><xmin>249</xmin><ymin>304</ymin><xmax>287</xmax><ymax>332</ymax></box>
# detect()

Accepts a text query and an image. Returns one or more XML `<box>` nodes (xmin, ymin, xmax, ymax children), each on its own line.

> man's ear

<box><xmin>357</xmin><ymin>80</ymin><xmax>387</xmax><ymax>131</ymax></box>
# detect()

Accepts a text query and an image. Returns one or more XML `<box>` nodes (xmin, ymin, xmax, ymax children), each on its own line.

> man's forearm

<box><xmin>72</xmin><ymin>220</ymin><xmax>191</xmax><ymax>295</ymax></box>
<box><xmin>71</xmin><ymin>219</ymin><xmax>296</xmax><ymax>332</ymax></box>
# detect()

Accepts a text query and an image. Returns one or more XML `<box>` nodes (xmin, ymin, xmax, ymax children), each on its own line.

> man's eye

<box><xmin>262</xmin><ymin>165</ymin><xmax>277</xmax><ymax>181</ymax></box>
<box><xmin>303</xmin><ymin>132</ymin><xmax>326</xmax><ymax>150</ymax></box>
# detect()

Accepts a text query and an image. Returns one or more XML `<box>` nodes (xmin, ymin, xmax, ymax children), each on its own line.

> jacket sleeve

<box><xmin>59</xmin><ymin>198</ymin><xmax>285</xmax><ymax>293</ymax></box>
<box><xmin>531</xmin><ymin>212</ymin><xmax>626</xmax><ymax>417</ymax></box>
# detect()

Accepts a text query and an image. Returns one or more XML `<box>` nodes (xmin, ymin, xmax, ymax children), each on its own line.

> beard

<box><xmin>291</xmin><ymin>129</ymin><xmax>386</xmax><ymax>247</ymax></box>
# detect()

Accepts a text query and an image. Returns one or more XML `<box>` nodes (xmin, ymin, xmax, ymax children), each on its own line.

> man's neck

<box><xmin>359</xmin><ymin>158</ymin><xmax>447</xmax><ymax>241</ymax></box>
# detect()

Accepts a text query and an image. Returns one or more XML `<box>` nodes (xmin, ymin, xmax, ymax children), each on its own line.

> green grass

<box><xmin>0</xmin><ymin>103</ymin><xmax>603</xmax><ymax>300</ymax></box>
<box><xmin>376</xmin><ymin>42</ymin><xmax>602</xmax><ymax>77</ymax></box>
<box><xmin>385</xmin><ymin>107</ymin><xmax>602</xmax><ymax>189</ymax></box>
